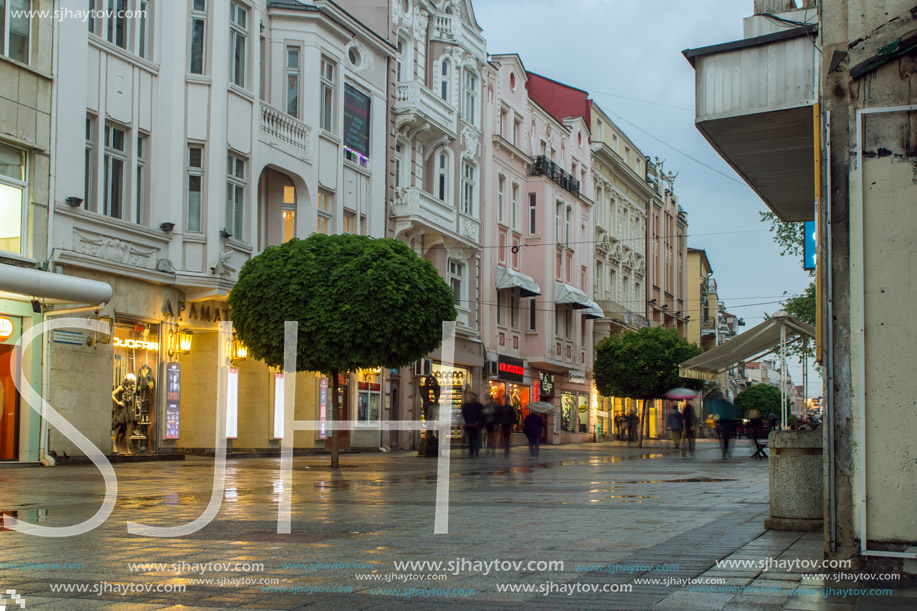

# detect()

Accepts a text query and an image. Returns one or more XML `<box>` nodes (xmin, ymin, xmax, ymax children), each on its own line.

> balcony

<box><xmin>393</xmin><ymin>82</ymin><xmax>457</xmax><ymax>139</ymax></box>
<box><xmin>683</xmin><ymin>22</ymin><xmax>817</xmax><ymax>221</ymax></box>
<box><xmin>391</xmin><ymin>187</ymin><xmax>457</xmax><ymax>236</ymax></box>
<box><xmin>431</xmin><ymin>14</ymin><xmax>487</xmax><ymax>59</ymax></box>
<box><xmin>259</xmin><ymin>102</ymin><xmax>312</xmax><ymax>162</ymax></box>
<box><xmin>530</xmin><ymin>156</ymin><xmax>580</xmax><ymax>197</ymax></box>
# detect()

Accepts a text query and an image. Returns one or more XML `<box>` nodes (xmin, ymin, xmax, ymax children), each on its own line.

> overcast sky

<box><xmin>473</xmin><ymin>0</ymin><xmax>819</xmax><ymax>396</ymax></box>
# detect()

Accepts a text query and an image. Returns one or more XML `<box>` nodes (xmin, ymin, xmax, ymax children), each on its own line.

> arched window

<box><xmin>439</xmin><ymin>58</ymin><xmax>451</xmax><ymax>102</ymax></box>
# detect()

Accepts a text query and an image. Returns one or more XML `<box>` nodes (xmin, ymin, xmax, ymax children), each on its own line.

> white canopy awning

<box><xmin>496</xmin><ymin>265</ymin><xmax>541</xmax><ymax>297</ymax></box>
<box><xmin>0</xmin><ymin>263</ymin><xmax>113</xmax><ymax>305</ymax></box>
<box><xmin>679</xmin><ymin>310</ymin><xmax>815</xmax><ymax>381</ymax></box>
<box><xmin>554</xmin><ymin>282</ymin><xmax>605</xmax><ymax>320</ymax></box>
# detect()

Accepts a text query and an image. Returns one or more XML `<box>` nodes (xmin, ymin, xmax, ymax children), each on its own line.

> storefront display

<box><xmin>488</xmin><ymin>380</ymin><xmax>531</xmax><ymax>432</ymax></box>
<box><xmin>578</xmin><ymin>393</ymin><xmax>589</xmax><ymax>433</ymax></box>
<box><xmin>111</xmin><ymin>322</ymin><xmax>159</xmax><ymax>454</ymax></box>
<box><xmin>561</xmin><ymin>391</ymin><xmax>576</xmax><ymax>433</ymax></box>
<box><xmin>431</xmin><ymin>363</ymin><xmax>469</xmax><ymax>438</ymax></box>
<box><xmin>356</xmin><ymin>369</ymin><xmax>382</xmax><ymax>426</ymax></box>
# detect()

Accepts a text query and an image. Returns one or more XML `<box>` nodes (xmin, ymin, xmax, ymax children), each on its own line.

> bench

<box><xmin>749</xmin><ymin>419</ymin><xmax>771</xmax><ymax>460</ymax></box>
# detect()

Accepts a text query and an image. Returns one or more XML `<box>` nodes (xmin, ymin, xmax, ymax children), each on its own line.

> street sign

<box><xmin>804</xmin><ymin>220</ymin><xmax>816</xmax><ymax>270</ymax></box>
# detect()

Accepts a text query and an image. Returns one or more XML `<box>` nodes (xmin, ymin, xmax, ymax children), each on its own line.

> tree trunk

<box><xmin>638</xmin><ymin>399</ymin><xmax>648</xmax><ymax>448</ymax></box>
<box><xmin>331</xmin><ymin>370</ymin><xmax>340</xmax><ymax>468</ymax></box>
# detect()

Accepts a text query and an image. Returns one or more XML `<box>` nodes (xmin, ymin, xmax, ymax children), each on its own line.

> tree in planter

<box><xmin>594</xmin><ymin>326</ymin><xmax>702</xmax><ymax>447</ymax></box>
<box><xmin>228</xmin><ymin>234</ymin><xmax>456</xmax><ymax>467</ymax></box>
<box><xmin>734</xmin><ymin>383</ymin><xmax>789</xmax><ymax>420</ymax></box>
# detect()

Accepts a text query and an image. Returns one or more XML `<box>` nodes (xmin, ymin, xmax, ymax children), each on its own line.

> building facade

<box><xmin>47</xmin><ymin>0</ymin><xmax>392</xmax><ymax>457</ymax></box>
<box><xmin>0</xmin><ymin>0</ymin><xmax>53</xmax><ymax>462</ymax></box>
<box><xmin>386</xmin><ymin>0</ymin><xmax>490</xmax><ymax>449</ymax></box>
<box><xmin>481</xmin><ymin>55</ymin><xmax>599</xmax><ymax>445</ymax></box>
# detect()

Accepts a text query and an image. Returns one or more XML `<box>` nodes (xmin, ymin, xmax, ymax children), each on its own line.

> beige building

<box><xmin>0</xmin><ymin>0</ymin><xmax>54</xmax><ymax>462</ymax></box>
<box><xmin>685</xmin><ymin>0</ymin><xmax>917</xmax><ymax>570</ymax></box>
<box><xmin>685</xmin><ymin>247</ymin><xmax>714</xmax><ymax>350</ymax></box>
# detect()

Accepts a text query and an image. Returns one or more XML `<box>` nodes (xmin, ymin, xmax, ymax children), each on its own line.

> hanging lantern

<box><xmin>231</xmin><ymin>337</ymin><xmax>248</xmax><ymax>361</ymax></box>
<box><xmin>178</xmin><ymin>329</ymin><xmax>194</xmax><ymax>354</ymax></box>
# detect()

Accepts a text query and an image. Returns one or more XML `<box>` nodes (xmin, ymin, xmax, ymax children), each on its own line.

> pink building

<box><xmin>481</xmin><ymin>56</ymin><xmax>600</xmax><ymax>444</ymax></box>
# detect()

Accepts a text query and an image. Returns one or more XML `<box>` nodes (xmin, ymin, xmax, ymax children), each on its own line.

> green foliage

<box><xmin>734</xmin><ymin>383</ymin><xmax>787</xmax><ymax>418</ymax></box>
<box><xmin>594</xmin><ymin>326</ymin><xmax>703</xmax><ymax>401</ymax></box>
<box><xmin>228</xmin><ymin>234</ymin><xmax>457</xmax><ymax>373</ymax></box>
<box><xmin>760</xmin><ymin>211</ymin><xmax>812</xmax><ymax>276</ymax></box>
<box><xmin>781</xmin><ymin>281</ymin><xmax>816</xmax><ymax>359</ymax></box>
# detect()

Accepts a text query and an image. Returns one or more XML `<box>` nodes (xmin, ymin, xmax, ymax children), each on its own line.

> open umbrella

<box><xmin>527</xmin><ymin>401</ymin><xmax>554</xmax><ymax>414</ymax></box>
<box><xmin>665</xmin><ymin>387</ymin><xmax>699</xmax><ymax>400</ymax></box>
<box><xmin>708</xmin><ymin>398</ymin><xmax>739</xmax><ymax>422</ymax></box>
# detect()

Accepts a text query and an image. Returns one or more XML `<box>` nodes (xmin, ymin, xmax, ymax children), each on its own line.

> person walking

<box><xmin>666</xmin><ymin>404</ymin><xmax>684</xmax><ymax>449</ymax></box>
<box><xmin>523</xmin><ymin>411</ymin><xmax>545</xmax><ymax>458</ymax></box>
<box><xmin>682</xmin><ymin>402</ymin><xmax>697</xmax><ymax>455</ymax></box>
<box><xmin>626</xmin><ymin>411</ymin><xmax>640</xmax><ymax>442</ymax></box>
<box><xmin>461</xmin><ymin>392</ymin><xmax>484</xmax><ymax>458</ymax></box>
<box><xmin>483</xmin><ymin>397</ymin><xmax>497</xmax><ymax>457</ymax></box>
<box><xmin>496</xmin><ymin>398</ymin><xmax>514</xmax><ymax>457</ymax></box>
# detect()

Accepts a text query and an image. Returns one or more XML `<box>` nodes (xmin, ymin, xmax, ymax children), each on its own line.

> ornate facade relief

<box><xmin>461</xmin><ymin>125</ymin><xmax>480</xmax><ymax>160</ymax></box>
<box><xmin>73</xmin><ymin>229</ymin><xmax>158</xmax><ymax>269</ymax></box>
<box><xmin>345</xmin><ymin>39</ymin><xmax>374</xmax><ymax>73</ymax></box>
<box><xmin>412</xmin><ymin>6</ymin><xmax>428</xmax><ymax>39</ymax></box>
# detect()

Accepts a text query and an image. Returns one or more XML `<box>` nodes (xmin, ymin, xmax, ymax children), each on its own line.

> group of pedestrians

<box><xmin>665</xmin><ymin>402</ymin><xmax>697</xmax><ymax>456</ymax></box>
<box><xmin>460</xmin><ymin>392</ymin><xmax>545</xmax><ymax>458</ymax></box>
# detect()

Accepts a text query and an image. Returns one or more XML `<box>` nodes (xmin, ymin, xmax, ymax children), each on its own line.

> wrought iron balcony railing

<box><xmin>530</xmin><ymin>156</ymin><xmax>580</xmax><ymax>197</ymax></box>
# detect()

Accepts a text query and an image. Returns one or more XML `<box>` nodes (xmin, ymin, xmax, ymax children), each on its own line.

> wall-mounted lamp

<box><xmin>169</xmin><ymin>328</ymin><xmax>194</xmax><ymax>357</ymax></box>
<box><xmin>65</xmin><ymin>196</ymin><xmax>83</xmax><ymax>207</ymax></box>
<box><xmin>231</xmin><ymin>335</ymin><xmax>248</xmax><ymax>362</ymax></box>
<box><xmin>31</xmin><ymin>299</ymin><xmax>41</xmax><ymax>313</ymax></box>
<box><xmin>160</xmin><ymin>222</ymin><xmax>175</xmax><ymax>232</ymax></box>
<box><xmin>220</xmin><ymin>228</ymin><xmax>233</xmax><ymax>239</ymax></box>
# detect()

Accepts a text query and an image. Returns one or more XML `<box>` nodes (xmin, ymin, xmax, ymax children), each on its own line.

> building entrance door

<box><xmin>0</xmin><ymin>345</ymin><xmax>21</xmax><ymax>460</ymax></box>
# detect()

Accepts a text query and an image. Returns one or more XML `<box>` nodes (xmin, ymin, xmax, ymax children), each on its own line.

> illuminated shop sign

<box><xmin>164</xmin><ymin>362</ymin><xmax>181</xmax><ymax>440</ymax></box>
<box><xmin>319</xmin><ymin>377</ymin><xmax>328</xmax><ymax>440</ymax></box>
<box><xmin>114</xmin><ymin>337</ymin><xmax>159</xmax><ymax>351</ymax></box>
<box><xmin>0</xmin><ymin>317</ymin><xmax>14</xmax><ymax>341</ymax></box>
<box><xmin>497</xmin><ymin>355</ymin><xmax>525</xmax><ymax>383</ymax></box>
<box><xmin>343</xmin><ymin>84</ymin><xmax>371</xmax><ymax>159</ymax></box>
<box><xmin>538</xmin><ymin>372</ymin><xmax>555</xmax><ymax>399</ymax></box>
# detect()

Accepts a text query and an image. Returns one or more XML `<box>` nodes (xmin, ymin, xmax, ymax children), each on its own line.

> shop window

<box><xmin>578</xmin><ymin>393</ymin><xmax>589</xmax><ymax>433</ymax></box>
<box><xmin>356</xmin><ymin>369</ymin><xmax>382</xmax><ymax>426</ymax></box>
<box><xmin>112</xmin><ymin>323</ymin><xmax>160</xmax><ymax>455</ymax></box>
<box><xmin>488</xmin><ymin>380</ymin><xmax>530</xmax><ymax>433</ymax></box>
<box><xmin>0</xmin><ymin>142</ymin><xmax>27</xmax><ymax>255</ymax></box>
<box><xmin>561</xmin><ymin>391</ymin><xmax>576</xmax><ymax>432</ymax></box>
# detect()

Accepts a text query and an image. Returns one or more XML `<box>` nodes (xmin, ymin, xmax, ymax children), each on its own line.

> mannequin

<box><xmin>511</xmin><ymin>388</ymin><xmax>522</xmax><ymax>430</ymax></box>
<box><xmin>136</xmin><ymin>364</ymin><xmax>155</xmax><ymax>450</ymax></box>
<box><xmin>112</xmin><ymin>373</ymin><xmax>137</xmax><ymax>453</ymax></box>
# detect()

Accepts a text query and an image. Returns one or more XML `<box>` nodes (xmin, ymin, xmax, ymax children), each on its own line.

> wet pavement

<box><xmin>0</xmin><ymin>440</ymin><xmax>913</xmax><ymax>610</ymax></box>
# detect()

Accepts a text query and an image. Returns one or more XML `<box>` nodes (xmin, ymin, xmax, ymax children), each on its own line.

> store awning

<box><xmin>0</xmin><ymin>263</ymin><xmax>113</xmax><ymax>305</ymax></box>
<box><xmin>679</xmin><ymin>310</ymin><xmax>815</xmax><ymax>381</ymax></box>
<box><xmin>496</xmin><ymin>265</ymin><xmax>541</xmax><ymax>297</ymax></box>
<box><xmin>554</xmin><ymin>282</ymin><xmax>605</xmax><ymax>319</ymax></box>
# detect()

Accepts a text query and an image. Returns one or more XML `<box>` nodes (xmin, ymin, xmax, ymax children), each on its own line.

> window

<box><xmin>462</xmin><ymin>69</ymin><xmax>476</xmax><ymax>124</ymax></box>
<box><xmin>190</xmin><ymin>0</ymin><xmax>206</xmax><ymax>74</ymax></box>
<box><xmin>320</xmin><ymin>57</ymin><xmax>334</xmax><ymax>132</ymax></box>
<box><xmin>316</xmin><ymin>190</ymin><xmax>332</xmax><ymax>234</ymax></box>
<box><xmin>343</xmin><ymin>210</ymin><xmax>356</xmax><ymax>234</ymax></box>
<box><xmin>554</xmin><ymin>305</ymin><xmax>562</xmax><ymax>337</ymax></box>
<box><xmin>395</xmin><ymin>34</ymin><xmax>409</xmax><ymax>81</ymax></box>
<box><xmin>186</xmin><ymin>145</ymin><xmax>204</xmax><ymax>233</ymax></box>
<box><xmin>511</xmin><ymin>184</ymin><xmax>519</xmax><ymax>230</ymax></box>
<box><xmin>229</xmin><ymin>1</ymin><xmax>247</xmax><ymax>88</ymax></box>
<box><xmin>135</xmin><ymin>133</ymin><xmax>148</xmax><ymax>224</ymax></box>
<box><xmin>138</xmin><ymin>0</ymin><xmax>150</xmax><ymax>58</ymax></box>
<box><xmin>0</xmin><ymin>142</ymin><xmax>26</xmax><ymax>254</ymax></box>
<box><xmin>88</xmin><ymin>0</ymin><xmax>98</xmax><ymax>34</ymax></box>
<box><xmin>226</xmin><ymin>153</ymin><xmax>246</xmax><ymax>239</ymax></box>
<box><xmin>623</xmin><ymin>276</ymin><xmax>630</xmax><ymax>309</ymax></box>
<box><xmin>555</xmin><ymin>201</ymin><xmax>563</xmax><ymax>244</ymax></box>
<box><xmin>510</xmin><ymin>289</ymin><xmax>519</xmax><ymax>330</ymax></box>
<box><xmin>394</xmin><ymin>141</ymin><xmax>406</xmax><ymax>188</ymax></box>
<box><xmin>283</xmin><ymin>47</ymin><xmax>301</xmax><ymax>117</ymax></box>
<box><xmin>1</xmin><ymin>0</ymin><xmax>29</xmax><ymax>64</ymax></box>
<box><xmin>528</xmin><ymin>193</ymin><xmax>536</xmax><ymax>234</ymax></box>
<box><xmin>436</xmin><ymin>150</ymin><xmax>449</xmax><ymax>202</ymax></box>
<box><xmin>513</xmin><ymin>118</ymin><xmax>521</xmax><ymax>147</ymax></box>
<box><xmin>595</xmin><ymin>261</ymin><xmax>603</xmax><ymax>297</ymax></box>
<box><xmin>528</xmin><ymin>299</ymin><xmax>536</xmax><ymax>331</ymax></box>
<box><xmin>496</xmin><ymin>290</ymin><xmax>503</xmax><ymax>326</ymax></box>
<box><xmin>565</xmin><ymin>206</ymin><xmax>572</xmax><ymax>246</ymax></box>
<box><xmin>564</xmin><ymin>305</ymin><xmax>572</xmax><ymax>339</ymax></box>
<box><xmin>498</xmin><ymin>109</ymin><xmax>507</xmax><ymax>139</ymax></box>
<box><xmin>84</xmin><ymin>117</ymin><xmax>95</xmax><ymax>210</ymax></box>
<box><xmin>282</xmin><ymin>185</ymin><xmax>295</xmax><ymax>242</ymax></box>
<box><xmin>497</xmin><ymin>176</ymin><xmax>505</xmax><ymax>224</ymax></box>
<box><xmin>609</xmin><ymin>268</ymin><xmax>616</xmax><ymax>301</ymax></box>
<box><xmin>107</xmin><ymin>0</ymin><xmax>127</xmax><ymax>49</ymax></box>
<box><xmin>596</xmin><ymin>119</ymin><xmax>603</xmax><ymax>141</ymax></box>
<box><xmin>461</xmin><ymin>162</ymin><xmax>476</xmax><ymax>216</ymax></box>
<box><xmin>439</xmin><ymin>58</ymin><xmax>450</xmax><ymax>102</ymax></box>
<box><xmin>103</xmin><ymin>124</ymin><xmax>127</xmax><ymax>219</ymax></box>
<box><xmin>448</xmin><ymin>259</ymin><xmax>464</xmax><ymax>307</ymax></box>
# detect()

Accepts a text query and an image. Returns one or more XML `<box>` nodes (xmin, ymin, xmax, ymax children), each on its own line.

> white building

<box><xmin>47</xmin><ymin>0</ymin><xmax>392</xmax><ymax>456</ymax></box>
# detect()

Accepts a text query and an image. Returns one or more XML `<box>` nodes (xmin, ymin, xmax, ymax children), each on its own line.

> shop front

<box><xmin>430</xmin><ymin>361</ymin><xmax>471</xmax><ymax>440</ymax></box>
<box><xmin>487</xmin><ymin>355</ymin><xmax>531</xmax><ymax>433</ymax></box>
<box><xmin>555</xmin><ymin>369</ymin><xmax>594</xmax><ymax>444</ymax></box>
<box><xmin>0</xmin><ymin>308</ymin><xmax>39</xmax><ymax>462</ymax></box>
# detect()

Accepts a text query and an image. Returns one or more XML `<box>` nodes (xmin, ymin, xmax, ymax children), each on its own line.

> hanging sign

<box><xmin>164</xmin><ymin>362</ymin><xmax>181</xmax><ymax>440</ymax></box>
<box><xmin>319</xmin><ymin>377</ymin><xmax>328</xmax><ymax>440</ymax></box>
<box><xmin>497</xmin><ymin>355</ymin><xmax>525</xmax><ymax>383</ymax></box>
<box><xmin>538</xmin><ymin>372</ymin><xmax>555</xmax><ymax>398</ymax></box>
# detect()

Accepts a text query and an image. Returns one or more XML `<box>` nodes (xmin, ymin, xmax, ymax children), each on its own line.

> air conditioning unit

<box><xmin>412</xmin><ymin>358</ymin><xmax>433</xmax><ymax>377</ymax></box>
<box><xmin>484</xmin><ymin>360</ymin><xmax>499</xmax><ymax>376</ymax></box>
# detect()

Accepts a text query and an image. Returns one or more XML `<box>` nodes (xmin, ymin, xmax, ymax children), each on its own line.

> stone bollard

<box><xmin>764</xmin><ymin>429</ymin><xmax>824</xmax><ymax>531</ymax></box>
